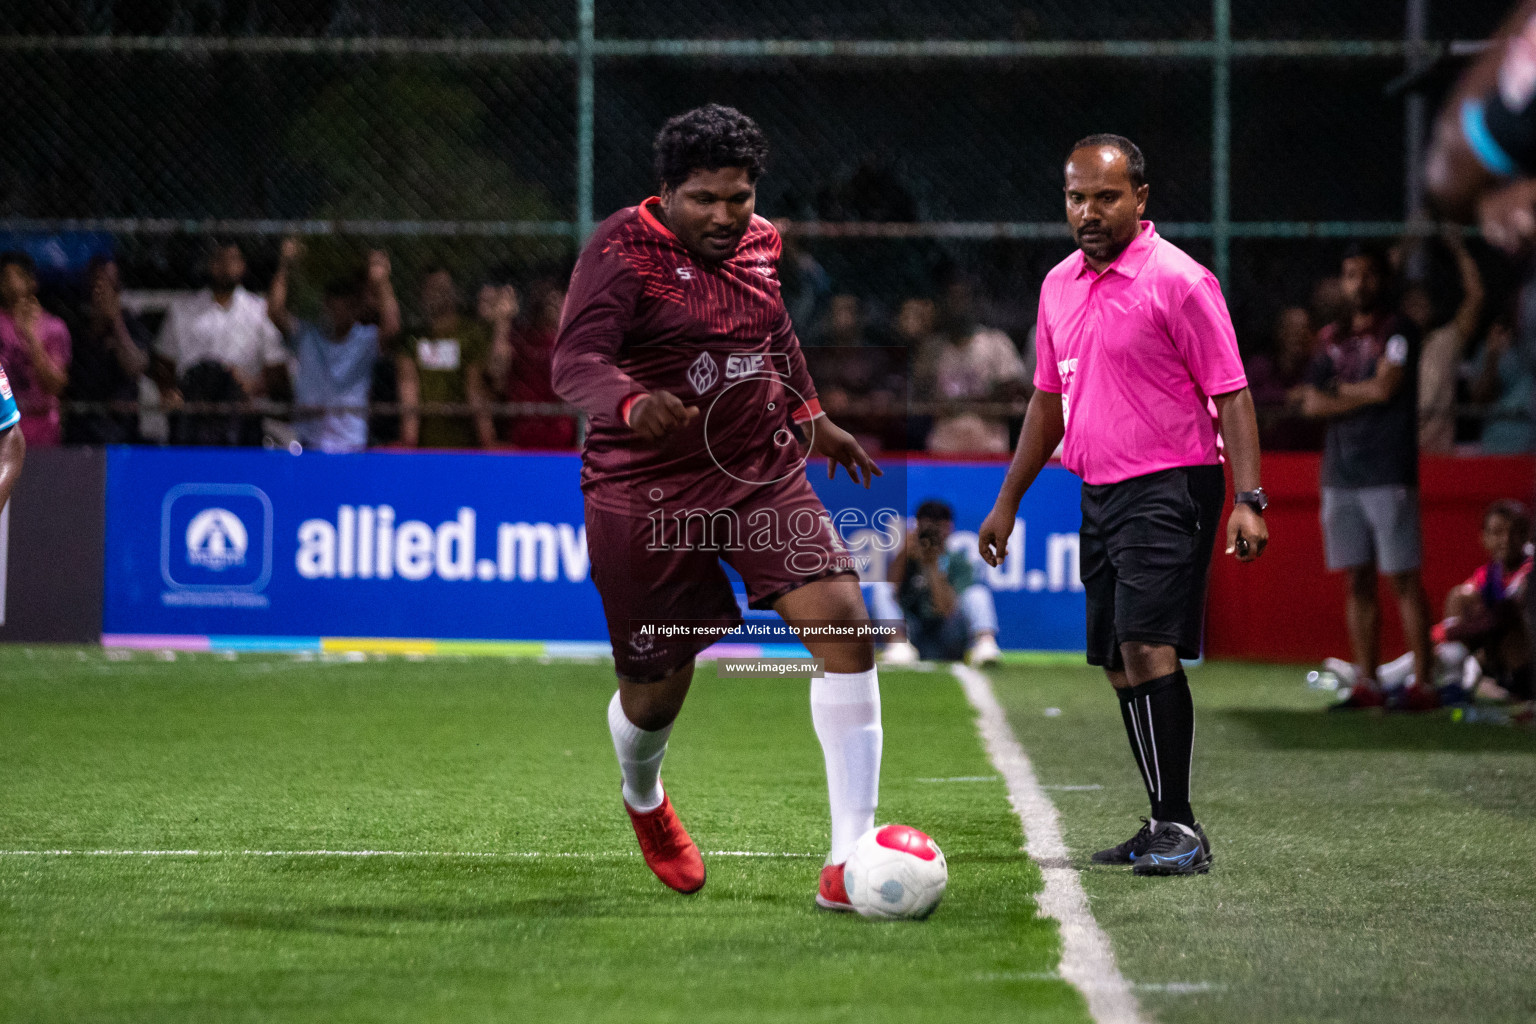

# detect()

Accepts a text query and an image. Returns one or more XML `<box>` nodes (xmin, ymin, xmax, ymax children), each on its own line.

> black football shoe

<box><xmin>1131</xmin><ymin>821</ymin><xmax>1213</xmax><ymax>876</ymax></box>
<box><xmin>1090</xmin><ymin>817</ymin><xmax>1157</xmax><ymax>865</ymax></box>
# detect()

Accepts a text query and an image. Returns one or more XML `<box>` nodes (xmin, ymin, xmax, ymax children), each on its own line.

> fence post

<box><xmin>1212</xmin><ymin>0</ymin><xmax>1232</xmax><ymax>286</ymax></box>
<box><xmin>576</xmin><ymin>0</ymin><xmax>596</xmax><ymax>247</ymax></box>
<box><xmin>1404</xmin><ymin>0</ymin><xmax>1431</xmax><ymax>280</ymax></box>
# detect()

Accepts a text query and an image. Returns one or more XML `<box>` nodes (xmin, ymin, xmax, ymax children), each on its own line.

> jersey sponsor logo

<box><xmin>630</xmin><ymin>630</ymin><xmax>654</xmax><ymax>654</ymax></box>
<box><xmin>687</xmin><ymin>351</ymin><xmax>720</xmax><ymax>394</ymax></box>
<box><xmin>675</xmin><ymin>267</ymin><xmax>694</xmax><ymax>281</ymax></box>
<box><xmin>723</xmin><ymin>352</ymin><xmax>790</xmax><ymax>380</ymax></box>
<box><xmin>0</xmin><ymin>366</ymin><xmax>12</xmax><ymax>401</ymax></box>
<box><xmin>415</xmin><ymin>338</ymin><xmax>462</xmax><ymax>371</ymax></box>
<box><xmin>1057</xmin><ymin>357</ymin><xmax>1078</xmax><ymax>377</ymax></box>
<box><xmin>186</xmin><ymin>508</ymin><xmax>249</xmax><ymax>571</ymax></box>
<box><xmin>725</xmin><ymin>353</ymin><xmax>765</xmax><ymax>379</ymax></box>
<box><xmin>751</xmin><ymin>256</ymin><xmax>775</xmax><ymax>279</ymax></box>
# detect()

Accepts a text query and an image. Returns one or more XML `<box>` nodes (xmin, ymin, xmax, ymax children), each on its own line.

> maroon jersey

<box><xmin>552</xmin><ymin>198</ymin><xmax>820</xmax><ymax>516</ymax></box>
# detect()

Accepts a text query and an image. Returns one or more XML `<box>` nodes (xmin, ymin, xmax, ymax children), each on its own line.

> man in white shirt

<box><xmin>152</xmin><ymin>240</ymin><xmax>289</xmax><ymax>406</ymax></box>
<box><xmin>924</xmin><ymin>322</ymin><xmax>1028</xmax><ymax>453</ymax></box>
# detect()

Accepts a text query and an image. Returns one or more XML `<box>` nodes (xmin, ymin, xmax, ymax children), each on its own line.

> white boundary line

<box><xmin>0</xmin><ymin>849</ymin><xmax>817</xmax><ymax>859</ymax></box>
<box><xmin>952</xmin><ymin>663</ymin><xmax>1146</xmax><ymax>1024</ymax></box>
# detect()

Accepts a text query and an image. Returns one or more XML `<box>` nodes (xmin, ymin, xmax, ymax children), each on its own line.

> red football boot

<box><xmin>1398</xmin><ymin>683</ymin><xmax>1442</xmax><ymax>713</ymax></box>
<box><xmin>625</xmin><ymin>792</ymin><xmax>705</xmax><ymax>894</ymax></box>
<box><xmin>816</xmin><ymin>862</ymin><xmax>855</xmax><ymax>912</ymax></box>
<box><xmin>1329</xmin><ymin>682</ymin><xmax>1386</xmax><ymax>711</ymax></box>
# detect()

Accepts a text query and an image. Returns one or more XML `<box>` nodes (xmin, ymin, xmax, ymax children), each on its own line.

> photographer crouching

<box><xmin>867</xmin><ymin>500</ymin><xmax>1002</xmax><ymax>666</ymax></box>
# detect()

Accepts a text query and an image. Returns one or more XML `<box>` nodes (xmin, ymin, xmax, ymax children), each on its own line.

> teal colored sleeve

<box><xmin>0</xmin><ymin>361</ymin><xmax>19</xmax><ymax>432</ymax></box>
<box><xmin>946</xmin><ymin>552</ymin><xmax>975</xmax><ymax>592</ymax></box>
<box><xmin>1461</xmin><ymin>99</ymin><xmax>1521</xmax><ymax>176</ymax></box>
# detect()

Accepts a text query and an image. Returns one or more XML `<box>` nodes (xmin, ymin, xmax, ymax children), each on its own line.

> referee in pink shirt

<box><xmin>979</xmin><ymin>135</ymin><xmax>1268</xmax><ymax>876</ymax></box>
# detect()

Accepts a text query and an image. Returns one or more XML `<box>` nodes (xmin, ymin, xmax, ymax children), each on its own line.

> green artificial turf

<box><xmin>993</xmin><ymin>661</ymin><xmax>1536</xmax><ymax>1024</ymax></box>
<box><xmin>0</xmin><ymin>649</ymin><xmax>1085</xmax><ymax>1024</ymax></box>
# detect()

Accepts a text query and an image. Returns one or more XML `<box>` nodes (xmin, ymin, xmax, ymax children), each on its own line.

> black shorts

<box><xmin>1080</xmin><ymin>464</ymin><xmax>1225</xmax><ymax>671</ymax></box>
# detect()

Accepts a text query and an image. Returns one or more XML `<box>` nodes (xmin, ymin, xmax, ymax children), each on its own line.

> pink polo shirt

<box><xmin>1034</xmin><ymin>221</ymin><xmax>1247</xmax><ymax>486</ymax></box>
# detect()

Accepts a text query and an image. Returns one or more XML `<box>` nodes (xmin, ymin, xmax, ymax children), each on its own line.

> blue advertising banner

<box><xmin>104</xmin><ymin>448</ymin><xmax>1085</xmax><ymax>651</ymax></box>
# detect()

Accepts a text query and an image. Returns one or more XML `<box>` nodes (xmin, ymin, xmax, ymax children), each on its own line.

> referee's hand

<box><xmin>1225</xmin><ymin>505</ymin><xmax>1268</xmax><ymax>562</ymax></box>
<box><xmin>628</xmin><ymin>391</ymin><xmax>700</xmax><ymax>442</ymax></box>
<box><xmin>977</xmin><ymin>506</ymin><xmax>1014</xmax><ymax>568</ymax></box>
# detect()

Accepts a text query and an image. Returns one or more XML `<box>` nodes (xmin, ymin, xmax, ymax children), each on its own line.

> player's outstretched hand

<box><xmin>810</xmin><ymin>418</ymin><xmax>882</xmax><ymax>488</ymax></box>
<box><xmin>628</xmin><ymin>390</ymin><xmax>700</xmax><ymax>442</ymax></box>
<box><xmin>1225</xmin><ymin>505</ymin><xmax>1268</xmax><ymax>562</ymax></box>
<box><xmin>977</xmin><ymin>505</ymin><xmax>1015</xmax><ymax>567</ymax></box>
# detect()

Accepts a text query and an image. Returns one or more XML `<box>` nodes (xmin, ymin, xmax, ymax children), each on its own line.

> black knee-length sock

<box><xmin>1127</xmin><ymin>669</ymin><xmax>1197</xmax><ymax>827</ymax></box>
<box><xmin>1116</xmin><ymin>685</ymin><xmax>1157</xmax><ymax>820</ymax></box>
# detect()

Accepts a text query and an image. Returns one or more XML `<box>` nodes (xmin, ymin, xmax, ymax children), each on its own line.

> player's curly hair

<box><xmin>654</xmin><ymin>104</ymin><xmax>769</xmax><ymax>190</ymax></box>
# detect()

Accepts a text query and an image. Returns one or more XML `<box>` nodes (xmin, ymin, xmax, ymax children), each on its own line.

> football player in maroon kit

<box><xmin>552</xmin><ymin>105</ymin><xmax>884</xmax><ymax>908</ymax></box>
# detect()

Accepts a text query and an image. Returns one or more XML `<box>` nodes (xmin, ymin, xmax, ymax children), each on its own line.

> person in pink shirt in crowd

<box><xmin>978</xmin><ymin>135</ymin><xmax>1267</xmax><ymax>878</ymax></box>
<box><xmin>0</xmin><ymin>252</ymin><xmax>71</xmax><ymax>447</ymax></box>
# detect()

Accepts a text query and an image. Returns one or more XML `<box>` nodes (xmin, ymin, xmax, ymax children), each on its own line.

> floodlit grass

<box><xmin>994</xmin><ymin>661</ymin><xmax>1536</xmax><ymax>1024</ymax></box>
<box><xmin>9</xmin><ymin>649</ymin><xmax>1528</xmax><ymax>1023</ymax></box>
<box><xmin>0</xmin><ymin>649</ymin><xmax>1083</xmax><ymax>1024</ymax></box>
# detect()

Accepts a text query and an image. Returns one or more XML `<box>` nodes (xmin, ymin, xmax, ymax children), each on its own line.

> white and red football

<box><xmin>843</xmin><ymin>823</ymin><xmax>948</xmax><ymax>920</ymax></box>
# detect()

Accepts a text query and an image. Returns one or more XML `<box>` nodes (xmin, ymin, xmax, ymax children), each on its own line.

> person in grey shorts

<box><xmin>1320</xmin><ymin>485</ymin><xmax>1423</xmax><ymax>576</ymax></box>
<box><xmin>1295</xmin><ymin>244</ymin><xmax>1437</xmax><ymax>710</ymax></box>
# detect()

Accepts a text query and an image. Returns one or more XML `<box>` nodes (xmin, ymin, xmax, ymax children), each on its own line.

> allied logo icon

<box><xmin>161</xmin><ymin>483</ymin><xmax>274</xmax><ymax>599</ymax></box>
<box><xmin>185</xmin><ymin>508</ymin><xmax>248</xmax><ymax>571</ymax></box>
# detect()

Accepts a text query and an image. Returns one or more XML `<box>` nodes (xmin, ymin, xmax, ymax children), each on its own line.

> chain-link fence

<box><xmin>0</xmin><ymin>0</ymin><xmax>1523</xmax><ymax>450</ymax></box>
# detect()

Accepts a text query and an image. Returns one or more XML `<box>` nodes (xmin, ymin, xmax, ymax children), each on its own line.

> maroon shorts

<box><xmin>585</xmin><ymin>473</ymin><xmax>859</xmax><ymax>682</ymax></box>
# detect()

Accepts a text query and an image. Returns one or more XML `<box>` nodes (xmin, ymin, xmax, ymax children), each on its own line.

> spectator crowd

<box><xmin>0</xmin><ymin>239</ymin><xmax>577</xmax><ymax>454</ymax></box>
<box><xmin>0</xmin><ymin>227</ymin><xmax>1531</xmax><ymax>456</ymax></box>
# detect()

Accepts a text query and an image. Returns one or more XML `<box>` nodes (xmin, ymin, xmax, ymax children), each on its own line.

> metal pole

<box><xmin>1404</xmin><ymin>0</ymin><xmax>1431</xmax><ymax>279</ymax></box>
<box><xmin>1212</xmin><ymin>0</ymin><xmax>1231</xmax><ymax>285</ymax></box>
<box><xmin>575</xmin><ymin>0</ymin><xmax>595</xmax><ymax>246</ymax></box>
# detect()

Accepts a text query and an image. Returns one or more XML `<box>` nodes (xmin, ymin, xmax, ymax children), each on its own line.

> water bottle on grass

<box><xmin>1306</xmin><ymin>670</ymin><xmax>1341</xmax><ymax>692</ymax></box>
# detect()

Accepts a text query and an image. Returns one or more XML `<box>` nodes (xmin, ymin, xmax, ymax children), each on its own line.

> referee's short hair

<box><xmin>1069</xmin><ymin>134</ymin><xmax>1146</xmax><ymax>188</ymax></box>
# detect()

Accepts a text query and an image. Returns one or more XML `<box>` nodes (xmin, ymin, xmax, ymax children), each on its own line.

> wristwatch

<box><xmin>1234</xmin><ymin>488</ymin><xmax>1268</xmax><ymax>515</ymax></box>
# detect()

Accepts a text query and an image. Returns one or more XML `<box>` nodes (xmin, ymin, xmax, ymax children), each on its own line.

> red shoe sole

<box><xmin>815</xmin><ymin>893</ymin><xmax>855</xmax><ymax>912</ymax></box>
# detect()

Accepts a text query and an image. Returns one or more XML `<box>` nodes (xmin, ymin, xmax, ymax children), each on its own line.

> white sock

<box><xmin>608</xmin><ymin>690</ymin><xmax>670</xmax><ymax>812</ymax></box>
<box><xmin>811</xmin><ymin>668</ymin><xmax>883</xmax><ymax>865</ymax></box>
<box><xmin>1379</xmin><ymin>651</ymin><xmax>1416</xmax><ymax>687</ymax></box>
<box><xmin>1437</xmin><ymin>641</ymin><xmax>1470</xmax><ymax>678</ymax></box>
